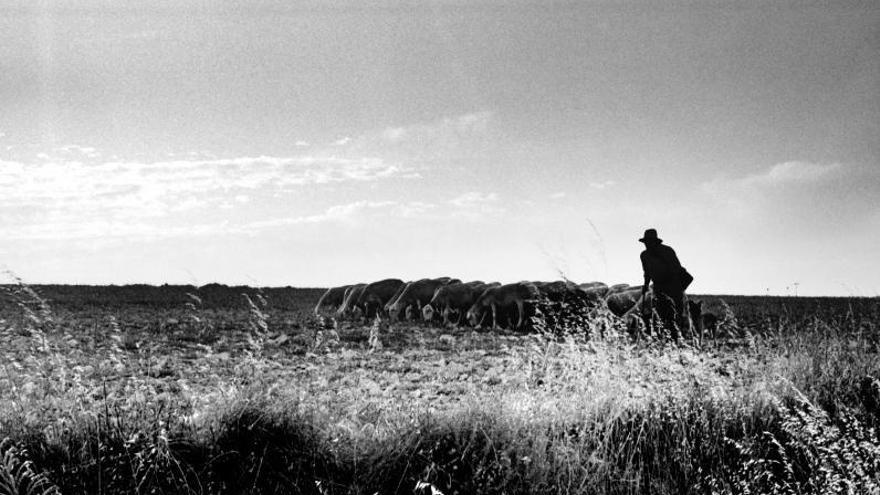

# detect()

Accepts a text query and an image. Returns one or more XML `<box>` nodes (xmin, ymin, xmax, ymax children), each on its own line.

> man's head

<box><xmin>639</xmin><ymin>228</ymin><xmax>663</xmax><ymax>247</ymax></box>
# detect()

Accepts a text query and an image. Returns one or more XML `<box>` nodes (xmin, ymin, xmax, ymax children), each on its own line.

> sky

<box><xmin>1</xmin><ymin>0</ymin><xmax>878</xmax><ymax>296</ymax></box>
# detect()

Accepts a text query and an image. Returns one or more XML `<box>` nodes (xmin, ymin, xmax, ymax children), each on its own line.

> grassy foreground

<box><xmin>1</xmin><ymin>282</ymin><xmax>879</xmax><ymax>494</ymax></box>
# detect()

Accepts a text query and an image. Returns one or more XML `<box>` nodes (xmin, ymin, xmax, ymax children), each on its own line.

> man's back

<box><xmin>641</xmin><ymin>244</ymin><xmax>682</xmax><ymax>291</ymax></box>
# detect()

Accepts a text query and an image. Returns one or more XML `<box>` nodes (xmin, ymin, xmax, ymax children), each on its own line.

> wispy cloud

<box><xmin>0</xmin><ymin>154</ymin><xmax>415</xmax><ymax>210</ymax></box>
<box><xmin>5</xmin><ymin>199</ymin><xmax>410</xmax><ymax>242</ymax></box>
<box><xmin>704</xmin><ymin>161</ymin><xmax>842</xmax><ymax>193</ymax></box>
<box><xmin>727</xmin><ymin>161</ymin><xmax>841</xmax><ymax>188</ymax></box>
<box><xmin>0</xmin><ymin>126</ymin><xmax>505</xmax><ymax>243</ymax></box>
<box><xmin>4</xmin><ymin>196</ymin><xmax>459</xmax><ymax>242</ymax></box>
<box><xmin>449</xmin><ymin>191</ymin><xmax>499</xmax><ymax>208</ymax></box>
<box><xmin>447</xmin><ymin>191</ymin><xmax>504</xmax><ymax>219</ymax></box>
<box><xmin>229</xmin><ymin>200</ymin><xmax>429</xmax><ymax>235</ymax></box>
<box><xmin>347</xmin><ymin>111</ymin><xmax>494</xmax><ymax>157</ymax></box>
<box><xmin>233</xmin><ymin>193</ymin><xmax>503</xmax><ymax>235</ymax></box>
<box><xmin>589</xmin><ymin>180</ymin><xmax>616</xmax><ymax>190</ymax></box>
<box><xmin>58</xmin><ymin>144</ymin><xmax>101</xmax><ymax>158</ymax></box>
<box><xmin>391</xmin><ymin>201</ymin><xmax>437</xmax><ymax>218</ymax></box>
<box><xmin>377</xmin><ymin>111</ymin><xmax>492</xmax><ymax>144</ymax></box>
<box><xmin>0</xmin><ymin>152</ymin><xmax>418</xmax><ymax>241</ymax></box>
<box><xmin>699</xmin><ymin>161</ymin><xmax>855</xmax><ymax>222</ymax></box>
<box><xmin>240</xmin><ymin>201</ymin><xmax>400</xmax><ymax>232</ymax></box>
<box><xmin>6</xmin><ymin>219</ymin><xmax>233</xmax><ymax>243</ymax></box>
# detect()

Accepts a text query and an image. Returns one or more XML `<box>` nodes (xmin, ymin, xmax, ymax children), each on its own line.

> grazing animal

<box><xmin>314</xmin><ymin>284</ymin><xmax>352</xmax><ymax>315</ymax></box>
<box><xmin>533</xmin><ymin>280</ymin><xmax>603</xmax><ymax>307</ymax></box>
<box><xmin>578</xmin><ymin>281</ymin><xmax>609</xmax><ymax>298</ymax></box>
<box><xmin>602</xmin><ymin>286</ymin><xmax>653</xmax><ymax>339</ymax></box>
<box><xmin>604</xmin><ymin>286</ymin><xmax>645</xmax><ymax>317</ymax></box>
<box><xmin>387</xmin><ymin>277</ymin><xmax>460</xmax><ymax>321</ymax></box>
<box><xmin>606</xmin><ymin>283</ymin><xmax>634</xmax><ymax>296</ymax></box>
<box><xmin>383</xmin><ymin>282</ymin><xmax>410</xmax><ymax>315</ymax></box>
<box><xmin>533</xmin><ymin>281</ymin><xmax>576</xmax><ymax>302</ymax></box>
<box><xmin>604</xmin><ymin>287</ymin><xmax>702</xmax><ymax>344</ymax></box>
<box><xmin>526</xmin><ymin>280</ymin><xmax>606</xmax><ymax>334</ymax></box>
<box><xmin>688</xmin><ymin>299</ymin><xmax>727</xmax><ymax>344</ymax></box>
<box><xmin>466</xmin><ymin>282</ymin><xmax>541</xmax><ymax>331</ymax></box>
<box><xmin>356</xmin><ymin>278</ymin><xmax>405</xmax><ymax>319</ymax></box>
<box><xmin>336</xmin><ymin>283</ymin><xmax>367</xmax><ymax>318</ymax></box>
<box><xmin>423</xmin><ymin>281</ymin><xmax>498</xmax><ymax>325</ymax></box>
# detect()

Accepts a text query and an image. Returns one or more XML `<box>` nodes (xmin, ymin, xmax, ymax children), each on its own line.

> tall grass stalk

<box><xmin>1</xmin><ymin>280</ymin><xmax>878</xmax><ymax>493</ymax></box>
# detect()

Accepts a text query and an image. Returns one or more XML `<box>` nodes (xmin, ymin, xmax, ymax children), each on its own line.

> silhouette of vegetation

<box><xmin>1</xmin><ymin>281</ymin><xmax>878</xmax><ymax>493</ymax></box>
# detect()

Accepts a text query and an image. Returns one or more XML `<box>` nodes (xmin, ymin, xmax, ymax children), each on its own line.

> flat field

<box><xmin>1</xmin><ymin>284</ymin><xmax>879</xmax><ymax>494</ymax></box>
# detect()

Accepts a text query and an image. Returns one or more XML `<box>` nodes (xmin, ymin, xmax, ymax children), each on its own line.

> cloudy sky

<box><xmin>1</xmin><ymin>0</ymin><xmax>878</xmax><ymax>296</ymax></box>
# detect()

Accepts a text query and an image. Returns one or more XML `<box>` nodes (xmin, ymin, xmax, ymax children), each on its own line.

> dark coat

<box><xmin>640</xmin><ymin>243</ymin><xmax>684</xmax><ymax>295</ymax></box>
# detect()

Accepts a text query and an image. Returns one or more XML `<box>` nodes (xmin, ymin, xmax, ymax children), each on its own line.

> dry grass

<box><xmin>0</xmin><ymin>280</ymin><xmax>878</xmax><ymax>494</ymax></box>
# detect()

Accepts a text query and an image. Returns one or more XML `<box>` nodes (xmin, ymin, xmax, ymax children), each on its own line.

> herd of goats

<box><xmin>314</xmin><ymin>277</ymin><xmax>710</xmax><ymax>339</ymax></box>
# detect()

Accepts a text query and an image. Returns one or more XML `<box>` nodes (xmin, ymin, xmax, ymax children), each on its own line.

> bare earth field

<box><xmin>1</xmin><ymin>283</ymin><xmax>879</xmax><ymax>494</ymax></box>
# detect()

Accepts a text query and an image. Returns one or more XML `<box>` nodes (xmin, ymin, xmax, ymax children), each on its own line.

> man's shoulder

<box><xmin>659</xmin><ymin>244</ymin><xmax>680</xmax><ymax>265</ymax></box>
<box><xmin>641</xmin><ymin>247</ymin><xmax>673</xmax><ymax>257</ymax></box>
<box><xmin>659</xmin><ymin>244</ymin><xmax>676</xmax><ymax>254</ymax></box>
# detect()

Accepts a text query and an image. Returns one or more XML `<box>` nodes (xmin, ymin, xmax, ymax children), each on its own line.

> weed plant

<box><xmin>0</xmin><ymin>280</ymin><xmax>878</xmax><ymax>494</ymax></box>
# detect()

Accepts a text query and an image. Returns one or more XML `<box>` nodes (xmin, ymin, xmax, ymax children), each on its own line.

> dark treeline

<box><xmin>694</xmin><ymin>294</ymin><xmax>880</xmax><ymax>330</ymax></box>
<box><xmin>0</xmin><ymin>283</ymin><xmax>325</xmax><ymax>312</ymax></box>
<box><xmin>2</xmin><ymin>284</ymin><xmax>879</xmax><ymax>331</ymax></box>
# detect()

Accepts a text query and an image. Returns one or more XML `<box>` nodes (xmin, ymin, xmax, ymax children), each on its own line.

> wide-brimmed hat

<box><xmin>639</xmin><ymin>228</ymin><xmax>662</xmax><ymax>244</ymax></box>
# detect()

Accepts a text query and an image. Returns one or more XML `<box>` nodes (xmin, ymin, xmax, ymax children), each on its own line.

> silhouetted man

<box><xmin>639</xmin><ymin>228</ymin><xmax>690</xmax><ymax>341</ymax></box>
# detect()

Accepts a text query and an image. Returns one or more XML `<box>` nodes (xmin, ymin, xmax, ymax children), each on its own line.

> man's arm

<box><xmin>640</xmin><ymin>252</ymin><xmax>650</xmax><ymax>294</ymax></box>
